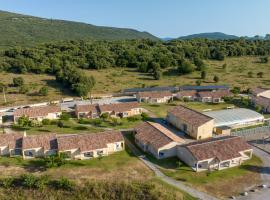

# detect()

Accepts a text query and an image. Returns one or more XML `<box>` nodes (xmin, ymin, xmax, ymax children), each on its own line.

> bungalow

<box><xmin>177</xmin><ymin>136</ymin><xmax>253</xmax><ymax>172</ymax></box>
<box><xmin>197</xmin><ymin>90</ymin><xmax>232</xmax><ymax>103</ymax></box>
<box><xmin>0</xmin><ymin>133</ymin><xmax>24</xmax><ymax>156</ymax></box>
<box><xmin>98</xmin><ymin>102</ymin><xmax>142</xmax><ymax>118</ymax></box>
<box><xmin>251</xmin><ymin>87</ymin><xmax>270</xmax><ymax>98</ymax></box>
<box><xmin>57</xmin><ymin>131</ymin><xmax>124</xmax><ymax>160</ymax></box>
<box><xmin>134</xmin><ymin>121</ymin><xmax>185</xmax><ymax>159</ymax></box>
<box><xmin>22</xmin><ymin>134</ymin><xmax>58</xmax><ymax>159</ymax></box>
<box><xmin>252</xmin><ymin>96</ymin><xmax>270</xmax><ymax>113</ymax></box>
<box><xmin>13</xmin><ymin>105</ymin><xmax>62</xmax><ymax>123</ymax></box>
<box><xmin>75</xmin><ymin>104</ymin><xmax>99</xmax><ymax>119</ymax></box>
<box><xmin>136</xmin><ymin>91</ymin><xmax>173</xmax><ymax>103</ymax></box>
<box><xmin>166</xmin><ymin>105</ymin><xmax>214</xmax><ymax>140</ymax></box>
<box><xmin>176</xmin><ymin>90</ymin><xmax>197</xmax><ymax>101</ymax></box>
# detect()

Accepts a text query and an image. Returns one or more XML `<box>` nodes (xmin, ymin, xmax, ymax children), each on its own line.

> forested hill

<box><xmin>0</xmin><ymin>10</ymin><xmax>158</xmax><ymax>47</ymax></box>
<box><xmin>179</xmin><ymin>32</ymin><xmax>239</xmax><ymax>40</ymax></box>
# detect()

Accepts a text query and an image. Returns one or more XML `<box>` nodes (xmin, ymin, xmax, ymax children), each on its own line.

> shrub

<box><xmin>50</xmin><ymin>177</ymin><xmax>74</xmax><ymax>190</ymax></box>
<box><xmin>247</xmin><ymin>71</ymin><xmax>253</xmax><ymax>78</ymax></box>
<box><xmin>231</xmin><ymin>86</ymin><xmax>241</xmax><ymax>94</ymax></box>
<box><xmin>183</xmin><ymin>97</ymin><xmax>190</xmax><ymax>102</ymax></box>
<box><xmin>57</xmin><ymin>121</ymin><xmax>64</xmax><ymax>128</ymax></box>
<box><xmin>213</xmin><ymin>75</ymin><xmax>219</xmax><ymax>83</ymax></box>
<box><xmin>13</xmin><ymin>77</ymin><xmax>24</xmax><ymax>87</ymax></box>
<box><xmin>141</xmin><ymin>112</ymin><xmax>149</xmax><ymax>121</ymax></box>
<box><xmin>18</xmin><ymin>116</ymin><xmax>30</xmax><ymax>127</ymax></box>
<box><xmin>44</xmin><ymin>154</ymin><xmax>66</xmax><ymax>168</ymax></box>
<box><xmin>91</xmin><ymin>118</ymin><xmax>102</xmax><ymax>126</ymax></box>
<box><xmin>178</xmin><ymin>59</ymin><xmax>195</xmax><ymax>74</ymax></box>
<box><xmin>200</xmin><ymin>71</ymin><xmax>206</xmax><ymax>79</ymax></box>
<box><xmin>110</xmin><ymin>118</ymin><xmax>122</xmax><ymax>127</ymax></box>
<box><xmin>127</xmin><ymin>115</ymin><xmax>141</xmax><ymax>122</ymax></box>
<box><xmin>19</xmin><ymin>85</ymin><xmax>29</xmax><ymax>94</ymax></box>
<box><xmin>60</xmin><ymin>112</ymin><xmax>71</xmax><ymax>121</ymax></box>
<box><xmin>20</xmin><ymin>174</ymin><xmax>38</xmax><ymax>189</ymax></box>
<box><xmin>0</xmin><ymin>177</ymin><xmax>14</xmax><ymax>188</ymax></box>
<box><xmin>38</xmin><ymin>86</ymin><xmax>48</xmax><ymax>96</ymax></box>
<box><xmin>195</xmin><ymin>80</ymin><xmax>201</xmax><ymax>86</ymax></box>
<box><xmin>35</xmin><ymin>175</ymin><xmax>50</xmax><ymax>190</ymax></box>
<box><xmin>30</xmin><ymin>120</ymin><xmax>42</xmax><ymax>127</ymax></box>
<box><xmin>42</xmin><ymin>118</ymin><xmax>51</xmax><ymax>125</ymax></box>
<box><xmin>100</xmin><ymin>113</ymin><xmax>109</xmax><ymax>119</ymax></box>
<box><xmin>257</xmin><ymin>72</ymin><xmax>264</xmax><ymax>78</ymax></box>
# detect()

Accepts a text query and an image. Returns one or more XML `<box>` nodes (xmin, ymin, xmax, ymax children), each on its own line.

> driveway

<box><xmin>124</xmin><ymin>136</ymin><xmax>218</xmax><ymax>200</ymax></box>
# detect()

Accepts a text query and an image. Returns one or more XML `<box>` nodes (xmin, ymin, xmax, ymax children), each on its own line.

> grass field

<box><xmin>0</xmin><ymin>56</ymin><xmax>269</xmax><ymax>107</ymax></box>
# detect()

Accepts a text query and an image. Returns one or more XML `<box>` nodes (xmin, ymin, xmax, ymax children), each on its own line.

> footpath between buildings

<box><xmin>124</xmin><ymin>137</ymin><xmax>218</xmax><ymax>200</ymax></box>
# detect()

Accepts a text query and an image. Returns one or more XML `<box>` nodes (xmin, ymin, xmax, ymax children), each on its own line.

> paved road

<box><xmin>124</xmin><ymin>136</ymin><xmax>218</xmax><ymax>200</ymax></box>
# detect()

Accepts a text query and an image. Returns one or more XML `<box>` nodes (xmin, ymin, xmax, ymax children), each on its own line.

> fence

<box><xmin>231</xmin><ymin>126</ymin><xmax>270</xmax><ymax>141</ymax></box>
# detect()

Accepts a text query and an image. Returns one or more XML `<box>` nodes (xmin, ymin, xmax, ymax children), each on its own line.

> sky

<box><xmin>0</xmin><ymin>0</ymin><xmax>269</xmax><ymax>38</ymax></box>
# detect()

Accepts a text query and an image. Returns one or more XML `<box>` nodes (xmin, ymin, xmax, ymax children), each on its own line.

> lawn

<box><xmin>0</xmin><ymin>56</ymin><xmax>269</xmax><ymax>107</ymax></box>
<box><xmin>153</xmin><ymin>156</ymin><xmax>262</xmax><ymax>199</ymax></box>
<box><xmin>142</xmin><ymin>101</ymin><xmax>236</xmax><ymax>118</ymax></box>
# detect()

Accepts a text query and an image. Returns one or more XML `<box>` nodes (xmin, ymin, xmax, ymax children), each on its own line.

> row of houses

<box><xmin>0</xmin><ymin>131</ymin><xmax>124</xmax><ymax>160</ymax></box>
<box><xmin>134</xmin><ymin>121</ymin><xmax>253</xmax><ymax>172</ymax></box>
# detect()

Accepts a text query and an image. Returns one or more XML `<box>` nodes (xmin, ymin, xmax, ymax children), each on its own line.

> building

<box><xmin>57</xmin><ymin>131</ymin><xmax>124</xmax><ymax>160</ymax></box>
<box><xmin>166</xmin><ymin>105</ymin><xmax>214</xmax><ymax>140</ymax></box>
<box><xmin>98</xmin><ymin>102</ymin><xmax>142</xmax><ymax>118</ymax></box>
<box><xmin>75</xmin><ymin>104</ymin><xmax>99</xmax><ymax>119</ymax></box>
<box><xmin>251</xmin><ymin>88</ymin><xmax>270</xmax><ymax>113</ymax></box>
<box><xmin>134</xmin><ymin>122</ymin><xmax>185</xmax><ymax>159</ymax></box>
<box><xmin>251</xmin><ymin>87</ymin><xmax>270</xmax><ymax>99</ymax></box>
<box><xmin>136</xmin><ymin>91</ymin><xmax>173</xmax><ymax>103</ymax></box>
<box><xmin>177</xmin><ymin>136</ymin><xmax>253</xmax><ymax>172</ymax></box>
<box><xmin>177</xmin><ymin>90</ymin><xmax>232</xmax><ymax>103</ymax></box>
<box><xmin>0</xmin><ymin>133</ymin><xmax>23</xmax><ymax>156</ymax></box>
<box><xmin>22</xmin><ymin>134</ymin><xmax>58</xmax><ymax>159</ymax></box>
<box><xmin>13</xmin><ymin>105</ymin><xmax>61</xmax><ymax>122</ymax></box>
<box><xmin>203</xmin><ymin>108</ymin><xmax>264</xmax><ymax>130</ymax></box>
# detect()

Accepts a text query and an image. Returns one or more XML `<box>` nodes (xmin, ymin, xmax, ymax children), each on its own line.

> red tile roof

<box><xmin>183</xmin><ymin>136</ymin><xmax>252</xmax><ymax>161</ymax></box>
<box><xmin>75</xmin><ymin>104</ymin><xmax>99</xmax><ymax>113</ymax></box>
<box><xmin>22</xmin><ymin>134</ymin><xmax>57</xmax><ymax>150</ymax></box>
<box><xmin>138</xmin><ymin>91</ymin><xmax>173</xmax><ymax>98</ymax></box>
<box><xmin>253</xmin><ymin>96</ymin><xmax>270</xmax><ymax>108</ymax></box>
<box><xmin>0</xmin><ymin>133</ymin><xmax>23</xmax><ymax>149</ymax></box>
<box><xmin>99</xmin><ymin>102</ymin><xmax>140</xmax><ymax>113</ymax></box>
<box><xmin>168</xmin><ymin>105</ymin><xmax>213</xmax><ymax>127</ymax></box>
<box><xmin>252</xmin><ymin>88</ymin><xmax>269</xmax><ymax>96</ymax></box>
<box><xmin>135</xmin><ymin>122</ymin><xmax>183</xmax><ymax>151</ymax></box>
<box><xmin>57</xmin><ymin>131</ymin><xmax>124</xmax><ymax>152</ymax></box>
<box><xmin>177</xmin><ymin>90</ymin><xmax>197</xmax><ymax>98</ymax></box>
<box><xmin>14</xmin><ymin>105</ymin><xmax>61</xmax><ymax>118</ymax></box>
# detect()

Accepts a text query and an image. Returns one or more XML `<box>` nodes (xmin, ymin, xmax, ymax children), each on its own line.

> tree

<box><xmin>193</xmin><ymin>57</ymin><xmax>205</xmax><ymax>71</ymax></box>
<box><xmin>38</xmin><ymin>86</ymin><xmax>48</xmax><ymax>96</ymax></box>
<box><xmin>57</xmin><ymin>121</ymin><xmax>64</xmax><ymax>128</ymax></box>
<box><xmin>196</xmin><ymin>80</ymin><xmax>201</xmax><ymax>86</ymax></box>
<box><xmin>18</xmin><ymin>116</ymin><xmax>30</xmax><ymax>127</ymax></box>
<box><xmin>257</xmin><ymin>72</ymin><xmax>264</xmax><ymax>78</ymax></box>
<box><xmin>13</xmin><ymin>77</ymin><xmax>24</xmax><ymax>87</ymax></box>
<box><xmin>213</xmin><ymin>75</ymin><xmax>219</xmax><ymax>83</ymax></box>
<box><xmin>178</xmin><ymin>60</ymin><xmax>195</xmax><ymax>75</ymax></box>
<box><xmin>153</xmin><ymin>69</ymin><xmax>161</xmax><ymax>80</ymax></box>
<box><xmin>259</xmin><ymin>56</ymin><xmax>268</xmax><ymax>63</ymax></box>
<box><xmin>201</xmin><ymin>71</ymin><xmax>206</xmax><ymax>79</ymax></box>
<box><xmin>19</xmin><ymin>85</ymin><xmax>29</xmax><ymax>94</ymax></box>
<box><xmin>247</xmin><ymin>71</ymin><xmax>253</xmax><ymax>78</ymax></box>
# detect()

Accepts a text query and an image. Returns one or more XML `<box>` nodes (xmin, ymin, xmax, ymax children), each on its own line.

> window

<box><xmin>25</xmin><ymin>151</ymin><xmax>34</xmax><ymax>157</ymax></box>
<box><xmin>84</xmin><ymin>152</ymin><xmax>94</xmax><ymax>157</ymax></box>
<box><xmin>97</xmin><ymin>150</ymin><xmax>104</xmax><ymax>156</ymax></box>
<box><xmin>115</xmin><ymin>143</ymin><xmax>122</xmax><ymax>150</ymax></box>
<box><xmin>159</xmin><ymin>152</ymin><xmax>164</xmax><ymax>157</ymax></box>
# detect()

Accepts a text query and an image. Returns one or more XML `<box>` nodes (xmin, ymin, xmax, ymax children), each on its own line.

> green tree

<box><xmin>178</xmin><ymin>60</ymin><xmax>195</xmax><ymax>75</ymax></box>
<box><xmin>257</xmin><ymin>72</ymin><xmax>264</xmax><ymax>78</ymax></box>
<box><xmin>38</xmin><ymin>86</ymin><xmax>48</xmax><ymax>96</ymax></box>
<box><xmin>18</xmin><ymin>116</ymin><xmax>30</xmax><ymax>127</ymax></box>
<box><xmin>247</xmin><ymin>71</ymin><xmax>253</xmax><ymax>78</ymax></box>
<box><xmin>153</xmin><ymin>69</ymin><xmax>161</xmax><ymax>80</ymax></box>
<box><xmin>213</xmin><ymin>75</ymin><xmax>219</xmax><ymax>83</ymax></box>
<box><xmin>196</xmin><ymin>80</ymin><xmax>201</xmax><ymax>86</ymax></box>
<box><xmin>201</xmin><ymin>71</ymin><xmax>206</xmax><ymax>79</ymax></box>
<box><xmin>19</xmin><ymin>85</ymin><xmax>29</xmax><ymax>94</ymax></box>
<box><xmin>13</xmin><ymin>77</ymin><xmax>24</xmax><ymax>87</ymax></box>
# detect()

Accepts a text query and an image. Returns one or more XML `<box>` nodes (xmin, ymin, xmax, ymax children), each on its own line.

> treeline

<box><xmin>0</xmin><ymin>38</ymin><xmax>270</xmax><ymax>95</ymax></box>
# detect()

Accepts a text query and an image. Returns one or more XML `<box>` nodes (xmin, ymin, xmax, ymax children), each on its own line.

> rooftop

<box><xmin>14</xmin><ymin>105</ymin><xmax>61</xmax><ymax>118</ymax></box>
<box><xmin>98</xmin><ymin>102</ymin><xmax>140</xmax><ymax>113</ymax></box>
<box><xmin>134</xmin><ymin>121</ymin><xmax>184</xmax><ymax>151</ymax></box>
<box><xmin>57</xmin><ymin>131</ymin><xmax>124</xmax><ymax>152</ymax></box>
<box><xmin>137</xmin><ymin>91</ymin><xmax>173</xmax><ymax>98</ymax></box>
<box><xmin>168</xmin><ymin>105</ymin><xmax>213</xmax><ymax>127</ymax></box>
<box><xmin>203</xmin><ymin>108</ymin><xmax>264</xmax><ymax>128</ymax></box>
<box><xmin>183</xmin><ymin>136</ymin><xmax>252</xmax><ymax>161</ymax></box>
<box><xmin>123</xmin><ymin>86</ymin><xmax>178</xmax><ymax>93</ymax></box>
<box><xmin>75</xmin><ymin>104</ymin><xmax>99</xmax><ymax>113</ymax></box>
<box><xmin>0</xmin><ymin>133</ymin><xmax>23</xmax><ymax>149</ymax></box>
<box><xmin>22</xmin><ymin>134</ymin><xmax>57</xmax><ymax>150</ymax></box>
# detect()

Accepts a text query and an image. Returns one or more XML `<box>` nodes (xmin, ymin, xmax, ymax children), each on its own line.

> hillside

<box><xmin>179</xmin><ymin>32</ymin><xmax>239</xmax><ymax>40</ymax></box>
<box><xmin>0</xmin><ymin>10</ymin><xmax>158</xmax><ymax>47</ymax></box>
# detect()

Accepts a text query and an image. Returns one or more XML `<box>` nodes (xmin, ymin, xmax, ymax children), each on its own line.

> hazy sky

<box><xmin>0</xmin><ymin>0</ymin><xmax>269</xmax><ymax>38</ymax></box>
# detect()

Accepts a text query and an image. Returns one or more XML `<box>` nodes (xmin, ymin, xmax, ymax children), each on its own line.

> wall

<box><xmin>177</xmin><ymin>146</ymin><xmax>197</xmax><ymax>168</ymax></box>
<box><xmin>158</xmin><ymin>142</ymin><xmax>178</xmax><ymax>159</ymax></box>
<box><xmin>197</xmin><ymin>120</ymin><xmax>214</xmax><ymax>139</ymax></box>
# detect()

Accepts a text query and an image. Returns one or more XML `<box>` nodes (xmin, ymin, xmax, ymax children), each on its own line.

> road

<box><xmin>124</xmin><ymin>136</ymin><xmax>218</xmax><ymax>200</ymax></box>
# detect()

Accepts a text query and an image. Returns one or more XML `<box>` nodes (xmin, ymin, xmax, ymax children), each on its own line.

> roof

<box><xmin>168</xmin><ymin>105</ymin><xmax>213</xmax><ymax>127</ymax></box>
<box><xmin>197</xmin><ymin>90</ymin><xmax>232</xmax><ymax>98</ymax></box>
<box><xmin>22</xmin><ymin>134</ymin><xmax>57</xmax><ymax>150</ymax></box>
<box><xmin>252</xmin><ymin>87</ymin><xmax>269</xmax><ymax>96</ymax></box>
<box><xmin>14</xmin><ymin>105</ymin><xmax>61</xmax><ymax>118</ymax></box>
<box><xmin>134</xmin><ymin>121</ymin><xmax>184</xmax><ymax>151</ymax></box>
<box><xmin>0</xmin><ymin>133</ymin><xmax>23</xmax><ymax>149</ymax></box>
<box><xmin>177</xmin><ymin>90</ymin><xmax>197</xmax><ymax>98</ymax></box>
<box><xmin>203</xmin><ymin>108</ymin><xmax>264</xmax><ymax>127</ymax></box>
<box><xmin>99</xmin><ymin>102</ymin><xmax>140</xmax><ymax>113</ymax></box>
<box><xmin>253</xmin><ymin>96</ymin><xmax>270</xmax><ymax>108</ymax></box>
<box><xmin>183</xmin><ymin>136</ymin><xmax>252</xmax><ymax>161</ymax></box>
<box><xmin>123</xmin><ymin>86</ymin><xmax>179</xmax><ymax>93</ymax></box>
<box><xmin>57</xmin><ymin>131</ymin><xmax>124</xmax><ymax>152</ymax></box>
<box><xmin>75</xmin><ymin>104</ymin><xmax>99</xmax><ymax>113</ymax></box>
<box><xmin>138</xmin><ymin>91</ymin><xmax>173</xmax><ymax>98</ymax></box>
<box><xmin>180</xmin><ymin>85</ymin><xmax>229</xmax><ymax>91</ymax></box>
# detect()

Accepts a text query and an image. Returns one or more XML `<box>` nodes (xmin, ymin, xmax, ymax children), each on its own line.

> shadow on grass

<box><xmin>22</xmin><ymin>159</ymin><xmax>47</xmax><ymax>172</ymax></box>
<box><xmin>240</xmin><ymin>165</ymin><xmax>270</xmax><ymax>174</ymax></box>
<box><xmin>72</xmin><ymin>126</ymin><xmax>89</xmax><ymax>131</ymax></box>
<box><xmin>163</xmin><ymin>68</ymin><xmax>179</xmax><ymax>77</ymax></box>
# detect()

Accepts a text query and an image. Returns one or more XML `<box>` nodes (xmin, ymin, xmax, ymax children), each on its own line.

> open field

<box><xmin>0</xmin><ymin>56</ymin><xmax>269</xmax><ymax>107</ymax></box>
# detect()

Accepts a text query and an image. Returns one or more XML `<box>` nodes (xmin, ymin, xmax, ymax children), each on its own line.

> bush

<box><xmin>50</xmin><ymin>177</ymin><xmax>74</xmax><ymax>190</ymax></box>
<box><xmin>20</xmin><ymin>174</ymin><xmax>38</xmax><ymax>189</ymax></box>
<box><xmin>19</xmin><ymin>85</ymin><xmax>29</xmax><ymax>94</ymax></box>
<box><xmin>200</xmin><ymin>71</ymin><xmax>206</xmax><ymax>79</ymax></box>
<box><xmin>0</xmin><ymin>177</ymin><xmax>14</xmax><ymax>188</ymax></box>
<box><xmin>127</xmin><ymin>115</ymin><xmax>141</xmax><ymax>122</ymax></box>
<box><xmin>141</xmin><ymin>112</ymin><xmax>149</xmax><ymax>121</ymax></box>
<box><xmin>38</xmin><ymin>86</ymin><xmax>48</xmax><ymax>96</ymax></box>
<box><xmin>30</xmin><ymin>120</ymin><xmax>42</xmax><ymax>127</ymax></box>
<box><xmin>57</xmin><ymin>121</ymin><xmax>64</xmax><ymax>128</ymax></box>
<box><xmin>195</xmin><ymin>80</ymin><xmax>201</xmax><ymax>86</ymax></box>
<box><xmin>13</xmin><ymin>77</ymin><xmax>24</xmax><ymax>87</ymax></box>
<box><xmin>44</xmin><ymin>154</ymin><xmax>66</xmax><ymax>168</ymax></box>
<box><xmin>247</xmin><ymin>71</ymin><xmax>253</xmax><ymax>78</ymax></box>
<box><xmin>178</xmin><ymin>59</ymin><xmax>195</xmax><ymax>75</ymax></box>
<box><xmin>100</xmin><ymin>113</ymin><xmax>109</xmax><ymax>119</ymax></box>
<box><xmin>213</xmin><ymin>75</ymin><xmax>219</xmax><ymax>83</ymax></box>
<box><xmin>110</xmin><ymin>118</ymin><xmax>122</xmax><ymax>127</ymax></box>
<box><xmin>18</xmin><ymin>116</ymin><xmax>30</xmax><ymax>127</ymax></box>
<box><xmin>42</xmin><ymin>118</ymin><xmax>51</xmax><ymax>125</ymax></box>
<box><xmin>35</xmin><ymin>175</ymin><xmax>50</xmax><ymax>190</ymax></box>
<box><xmin>60</xmin><ymin>112</ymin><xmax>71</xmax><ymax>121</ymax></box>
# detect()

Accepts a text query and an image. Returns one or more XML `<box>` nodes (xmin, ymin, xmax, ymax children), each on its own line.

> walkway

<box><xmin>124</xmin><ymin>137</ymin><xmax>218</xmax><ymax>200</ymax></box>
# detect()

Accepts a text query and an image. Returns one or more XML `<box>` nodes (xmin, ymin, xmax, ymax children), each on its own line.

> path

<box><xmin>124</xmin><ymin>137</ymin><xmax>218</xmax><ymax>200</ymax></box>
